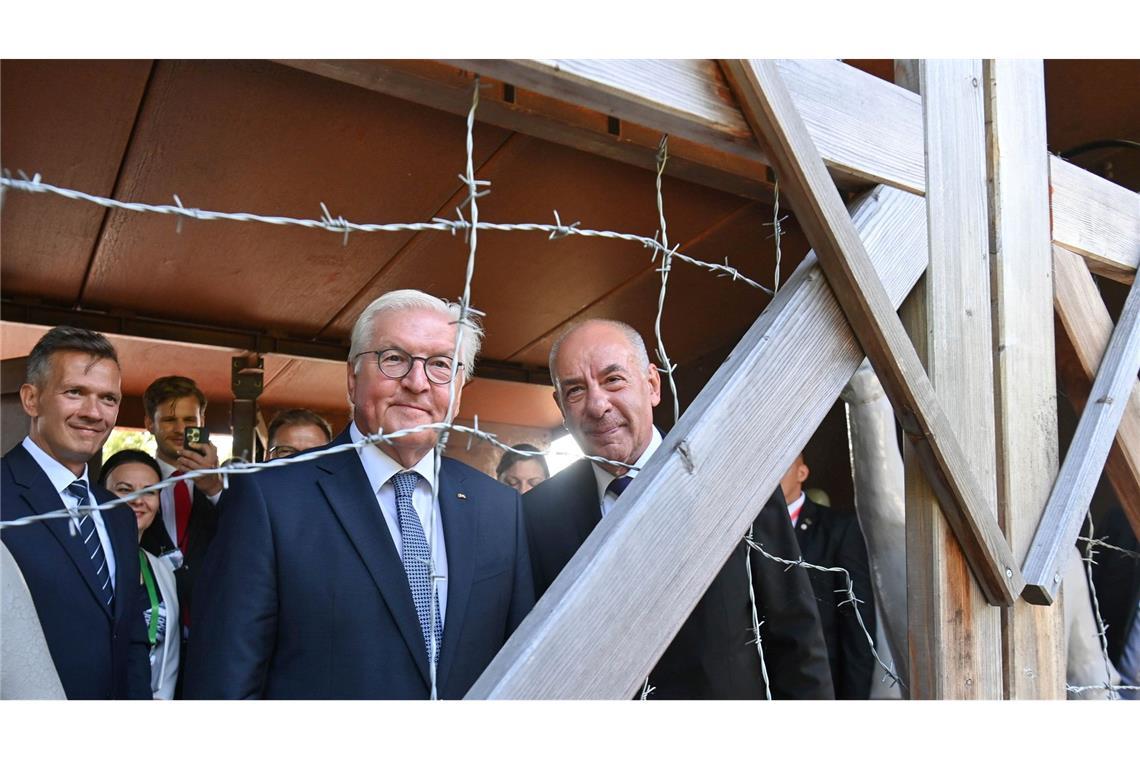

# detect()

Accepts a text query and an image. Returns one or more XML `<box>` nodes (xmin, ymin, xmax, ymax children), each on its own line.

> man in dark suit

<box><xmin>1</xmin><ymin>326</ymin><xmax>151</xmax><ymax>699</ymax></box>
<box><xmin>524</xmin><ymin>319</ymin><xmax>833</xmax><ymax>699</ymax></box>
<box><xmin>1090</xmin><ymin>503</ymin><xmax>1139</xmax><ymax>696</ymax></box>
<box><xmin>780</xmin><ymin>452</ymin><xmax>877</xmax><ymax>699</ymax></box>
<box><xmin>138</xmin><ymin>375</ymin><xmax>222</xmax><ymax>688</ymax></box>
<box><xmin>185</xmin><ymin>290</ymin><xmax>534</xmax><ymax>699</ymax></box>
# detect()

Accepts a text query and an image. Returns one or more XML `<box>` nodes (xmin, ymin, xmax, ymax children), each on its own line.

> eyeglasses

<box><xmin>354</xmin><ymin>347</ymin><xmax>462</xmax><ymax>385</ymax></box>
<box><xmin>267</xmin><ymin>445</ymin><xmax>300</xmax><ymax>459</ymax></box>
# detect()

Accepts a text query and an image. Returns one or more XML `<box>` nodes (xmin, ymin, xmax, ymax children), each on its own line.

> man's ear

<box><xmin>19</xmin><ymin>383</ymin><xmax>39</xmax><ymax>418</ymax></box>
<box><xmin>646</xmin><ymin>364</ymin><xmax>662</xmax><ymax>408</ymax></box>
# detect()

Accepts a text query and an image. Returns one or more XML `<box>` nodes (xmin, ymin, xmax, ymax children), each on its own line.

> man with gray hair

<box><xmin>187</xmin><ymin>289</ymin><xmax>534</xmax><ymax>698</ymax></box>
<box><xmin>524</xmin><ymin>318</ymin><xmax>833</xmax><ymax>698</ymax></box>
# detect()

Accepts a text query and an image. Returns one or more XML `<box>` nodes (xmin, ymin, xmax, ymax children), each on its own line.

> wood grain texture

<box><xmin>1052</xmin><ymin>246</ymin><xmax>1140</xmax><ymax>543</ymax></box>
<box><xmin>902</xmin><ymin>59</ymin><xmax>1003</xmax><ymax>700</ymax></box>
<box><xmin>985</xmin><ymin>60</ymin><xmax>1065</xmax><ymax>699</ymax></box>
<box><xmin>1023</xmin><ymin>255</ymin><xmax>1140</xmax><ymax>604</ymax></box>
<box><xmin>721</xmin><ymin>58</ymin><xmax>1021</xmax><ymax>606</ymax></box>
<box><xmin>1050</xmin><ymin>156</ymin><xmax>1140</xmax><ymax>285</ymax></box>
<box><xmin>467</xmin><ymin>186</ymin><xmax>928</xmax><ymax>698</ymax></box>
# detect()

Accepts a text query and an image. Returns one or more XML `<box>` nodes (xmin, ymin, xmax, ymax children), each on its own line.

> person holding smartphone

<box><xmin>139</xmin><ymin>375</ymin><xmax>222</xmax><ymax>695</ymax></box>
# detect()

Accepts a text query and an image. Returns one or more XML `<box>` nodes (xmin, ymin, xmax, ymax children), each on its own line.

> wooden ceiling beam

<box><xmin>274</xmin><ymin>59</ymin><xmax>775</xmax><ymax>203</ymax></box>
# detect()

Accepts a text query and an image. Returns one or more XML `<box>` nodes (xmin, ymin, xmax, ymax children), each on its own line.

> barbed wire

<box><xmin>743</xmin><ymin>535</ymin><xmax>905</xmax><ymax>691</ymax></box>
<box><xmin>744</xmin><ymin>525</ymin><xmax>773</xmax><ymax>700</ymax></box>
<box><xmin>0</xmin><ymin>174</ymin><xmax>772</xmax><ymax>295</ymax></box>
<box><xmin>1065</xmin><ymin>683</ymin><xmax>1139</xmax><ymax>695</ymax></box>
<box><xmin>0</xmin><ymin>420</ymin><xmax>640</xmax><ymax>532</ymax></box>
<box><xmin>1078</xmin><ymin>513</ymin><xmax>1121</xmax><ymax>699</ymax></box>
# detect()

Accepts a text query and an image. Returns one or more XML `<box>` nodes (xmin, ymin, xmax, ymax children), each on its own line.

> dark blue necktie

<box><xmin>607</xmin><ymin>475</ymin><xmax>633</xmax><ymax>498</ymax></box>
<box><xmin>392</xmin><ymin>471</ymin><xmax>443</xmax><ymax>662</ymax></box>
<box><xmin>66</xmin><ymin>480</ymin><xmax>114</xmax><ymax>609</ymax></box>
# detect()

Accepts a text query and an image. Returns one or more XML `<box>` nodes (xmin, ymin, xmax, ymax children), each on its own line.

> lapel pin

<box><xmin>456</xmin><ymin>492</ymin><xmax>467</xmax><ymax>500</ymax></box>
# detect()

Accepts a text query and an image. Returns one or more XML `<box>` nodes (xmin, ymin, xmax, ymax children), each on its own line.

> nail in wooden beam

<box><xmin>720</xmin><ymin>58</ymin><xmax>1022</xmax><ymax>606</ymax></box>
<box><xmin>1023</xmin><ymin>249</ymin><xmax>1140</xmax><ymax>603</ymax></box>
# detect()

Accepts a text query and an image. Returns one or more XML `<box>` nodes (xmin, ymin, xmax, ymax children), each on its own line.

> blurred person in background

<box><xmin>496</xmin><ymin>443</ymin><xmax>549</xmax><ymax>495</ymax></box>
<box><xmin>266</xmin><ymin>408</ymin><xmax>333</xmax><ymax>460</ymax></box>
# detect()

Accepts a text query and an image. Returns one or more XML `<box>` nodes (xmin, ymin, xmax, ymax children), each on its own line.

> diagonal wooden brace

<box><xmin>1023</xmin><ymin>253</ymin><xmax>1140</xmax><ymax>604</ymax></box>
<box><xmin>720</xmin><ymin>58</ymin><xmax>1023</xmax><ymax>606</ymax></box>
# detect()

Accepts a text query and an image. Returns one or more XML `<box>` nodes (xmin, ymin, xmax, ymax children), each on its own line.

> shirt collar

<box><xmin>21</xmin><ymin>435</ymin><xmax>89</xmax><ymax>495</ymax></box>
<box><xmin>350</xmin><ymin>421</ymin><xmax>438</xmax><ymax>495</ymax></box>
<box><xmin>786</xmin><ymin>493</ymin><xmax>806</xmax><ymax>524</ymax></box>
<box><xmin>591</xmin><ymin>426</ymin><xmax>663</xmax><ymax>507</ymax></box>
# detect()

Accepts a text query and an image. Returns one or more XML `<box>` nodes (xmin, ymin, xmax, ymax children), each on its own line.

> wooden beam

<box><xmin>720</xmin><ymin>58</ymin><xmax>1022</xmax><ymax>606</ymax></box>
<box><xmin>1050</xmin><ymin>156</ymin><xmax>1140</xmax><ymax>285</ymax></box>
<box><xmin>1052</xmin><ymin>245</ymin><xmax>1140</xmax><ymax>541</ymax></box>
<box><xmin>986</xmin><ymin>60</ymin><xmax>1065</xmax><ymax>699</ymax></box>
<box><xmin>454</xmin><ymin>58</ymin><xmax>925</xmax><ymax>194</ymax></box>
<box><xmin>901</xmin><ymin>59</ymin><xmax>1002</xmax><ymax>699</ymax></box>
<box><xmin>467</xmin><ymin>185</ymin><xmax>929</xmax><ymax>698</ymax></box>
<box><xmin>275</xmin><ymin>59</ymin><xmax>775</xmax><ymax>202</ymax></box>
<box><xmin>1023</xmin><ymin>257</ymin><xmax>1140</xmax><ymax>604</ymax></box>
<box><xmin>428</xmin><ymin>60</ymin><xmax>1136</xmax><ymax>280</ymax></box>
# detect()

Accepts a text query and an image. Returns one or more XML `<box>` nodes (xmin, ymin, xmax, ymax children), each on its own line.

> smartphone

<box><xmin>183</xmin><ymin>426</ymin><xmax>210</xmax><ymax>454</ymax></box>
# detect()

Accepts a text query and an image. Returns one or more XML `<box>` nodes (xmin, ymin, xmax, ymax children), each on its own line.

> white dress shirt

<box><xmin>591</xmin><ymin>426</ymin><xmax>663</xmax><ymax>518</ymax></box>
<box><xmin>349</xmin><ymin>421</ymin><xmax>448</xmax><ymax>627</ymax></box>
<box><xmin>21</xmin><ymin>436</ymin><xmax>116</xmax><ymax>589</ymax></box>
<box><xmin>786</xmin><ymin>493</ymin><xmax>806</xmax><ymax>526</ymax></box>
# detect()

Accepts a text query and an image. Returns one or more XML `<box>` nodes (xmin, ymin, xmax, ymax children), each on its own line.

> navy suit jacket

<box><xmin>523</xmin><ymin>458</ymin><xmax>834</xmax><ymax>699</ymax></box>
<box><xmin>185</xmin><ymin>430</ymin><xmax>535</xmax><ymax>699</ymax></box>
<box><xmin>1</xmin><ymin>443</ymin><xmax>152</xmax><ymax>699</ymax></box>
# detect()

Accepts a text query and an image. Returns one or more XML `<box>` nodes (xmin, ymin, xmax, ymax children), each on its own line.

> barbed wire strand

<box><xmin>771</xmin><ymin>178</ymin><xmax>782</xmax><ymax>294</ymax></box>
<box><xmin>0</xmin><ymin>173</ymin><xmax>771</xmax><ymax>295</ymax></box>
<box><xmin>1074</xmin><ymin>513</ymin><xmax>1121</xmax><ymax>699</ymax></box>
<box><xmin>651</xmin><ymin>136</ymin><xmax>681</xmax><ymax>427</ymax></box>
<box><xmin>743</xmin><ymin>536</ymin><xmax>905</xmax><ymax>691</ymax></box>
<box><xmin>744</xmin><ymin>525</ymin><xmax>773</xmax><ymax>700</ymax></box>
<box><xmin>0</xmin><ymin>422</ymin><xmax>640</xmax><ymax>532</ymax></box>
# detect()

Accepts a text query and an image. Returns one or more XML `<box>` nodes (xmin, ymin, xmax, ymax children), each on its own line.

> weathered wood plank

<box><xmin>1051</xmin><ymin>156</ymin><xmax>1140</xmax><ymax>285</ymax></box>
<box><xmin>721</xmin><ymin>58</ymin><xmax>1022</xmax><ymax>606</ymax></box>
<box><xmin>275</xmin><ymin>59</ymin><xmax>775</xmax><ymax>202</ymax></box>
<box><xmin>467</xmin><ymin>186</ymin><xmax>928</xmax><ymax>698</ymax></box>
<box><xmin>902</xmin><ymin>59</ymin><xmax>1003</xmax><ymax>700</ymax></box>
<box><xmin>1053</xmin><ymin>245</ymin><xmax>1140</xmax><ymax>541</ymax></box>
<box><xmin>455</xmin><ymin>58</ymin><xmax>925</xmax><ymax>194</ymax></box>
<box><xmin>1023</xmin><ymin>257</ymin><xmax>1140</xmax><ymax>604</ymax></box>
<box><xmin>986</xmin><ymin>60</ymin><xmax>1065</xmax><ymax>699</ymax></box>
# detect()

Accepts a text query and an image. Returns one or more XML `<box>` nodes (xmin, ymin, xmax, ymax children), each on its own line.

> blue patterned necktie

<box><xmin>607</xmin><ymin>475</ymin><xmax>633</xmax><ymax>498</ymax></box>
<box><xmin>391</xmin><ymin>471</ymin><xmax>442</xmax><ymax>662</ymax></box>
<box><xmin>66</xmin><ymin>480</ymin><xmax>114</xmax><ymax>609</ymax></box>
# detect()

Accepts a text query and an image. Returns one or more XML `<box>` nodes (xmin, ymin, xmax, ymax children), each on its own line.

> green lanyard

<box><xmin>138</xmin><ymin>550</ymin><xmax>160</xmax><ymax>647</ymax></box>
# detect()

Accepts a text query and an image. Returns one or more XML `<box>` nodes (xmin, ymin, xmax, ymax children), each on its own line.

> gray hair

<box><xmin>27</xmin><ymin>326</ymin><xmax>119</xmax><ymax>387</ymax></box>
<box><xmin>548</xmin><ymin>319</ymin><xmax>650</xmax><ymax>390</ymax></box>
<box><xmin>348</xmin><ymin>289</ymin><xmax>483</xmax><ymax>378</ymax></box>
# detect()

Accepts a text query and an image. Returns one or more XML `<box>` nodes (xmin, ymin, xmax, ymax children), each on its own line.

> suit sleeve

<box><xmin>183</xmin><ymin>473</ymin><xmax>277</xmax><ymax>698</ymax></box>
<box><xmin>506</xmin><ymin>490</ymin><xmax>536</xmax><ymax>634</ymax></box>
<box><xmin>750</xmin><ymin>491</ymin><xmax>835</xmax><ymax>699</ymax></box>
<box><xmin>834</xmin><ymin>517</ymin><xmax>876</xmax><ymax>699</ymax></box>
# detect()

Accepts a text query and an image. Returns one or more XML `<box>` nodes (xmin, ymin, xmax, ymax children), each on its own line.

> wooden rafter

<box><xmin>720</xmin><ymin>58</ymin><xmax>1022</xmax><ymax>606</ymax></box>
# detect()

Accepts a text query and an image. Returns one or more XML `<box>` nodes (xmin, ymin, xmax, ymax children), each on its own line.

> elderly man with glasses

<box><xmin>186</xmin><ymin>290</ymin><xmax>534</xmax><ymax>699</ymax></box>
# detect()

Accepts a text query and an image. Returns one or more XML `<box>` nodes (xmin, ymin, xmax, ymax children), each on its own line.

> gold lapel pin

<box><xmin>456</xmin><ymin>493</ymin><xmax>467</xmax><ymax>500</ymax></box>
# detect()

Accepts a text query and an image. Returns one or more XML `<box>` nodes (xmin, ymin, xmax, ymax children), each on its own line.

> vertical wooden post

<box><xmin>901</xmin><ymin>60</ymin><xmax>1003</xmax><ymax>698</ymax></box>
<box><xmin>985</xmin><ymin>59</ymin><xmax>1066</xmax><ymax>698</ymax></box>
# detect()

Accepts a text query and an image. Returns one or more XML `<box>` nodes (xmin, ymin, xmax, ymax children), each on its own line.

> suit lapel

<box><xmin>9</xmin><ymin>446</ymin><xmax>111</xmax><ymax>619</ymax></box>
<box><xmin>436</xmin><ymin>459</ymin><xmax>475</xmax><ymax>691</ymax></box>
<box><xmin>567</xmin><ymin>459</ymin><xmax>602</xmax><ymax>546</ymax></box>
<box><xmin>317</xmin><ymin>445</ymin><xmax>431</xmax><ymax>689</ymax></box>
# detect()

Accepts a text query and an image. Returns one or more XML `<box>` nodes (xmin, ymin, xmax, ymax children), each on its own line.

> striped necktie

<box><xmin>391</xmin><ymin>471</ymin><xmax>443</xmax><ymax>662</ymax></box>
<box><xmin>66</xmin><ymin>480</ymin><xmax>114</xmax><ymax>609</ymax></box>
